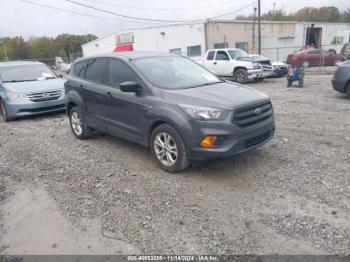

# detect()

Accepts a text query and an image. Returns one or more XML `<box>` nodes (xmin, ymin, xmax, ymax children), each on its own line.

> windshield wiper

<box><xmin>3</xmin><ymin>79</ymin><xmax>37</xmax><ymax>83</ymax></box>
<box><xmin>188</xmin><ymin>81</ymin><xmax>223</xmax><ymax>89</ymax></box>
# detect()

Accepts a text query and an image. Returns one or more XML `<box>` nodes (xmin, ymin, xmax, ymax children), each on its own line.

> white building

<box><xmin>82</xmin><ymin>20</ymin><xmax>350</xmax><ymax>62</ymax></box>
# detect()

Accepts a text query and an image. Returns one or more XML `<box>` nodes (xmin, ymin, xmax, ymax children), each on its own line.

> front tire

<box><xmin>234</xmin><ymin>69</ymin><xmax>248</xmax><ymax>84</ymax></box>
<box><xmin>346</xmin><ymin>83</ymin><xmax>350</xmax><ymax>98</ymax></box>
<box><xmin>0</xmin><ymin>100</ymin><xmax>14</xmax><ymax>122</ymax></box>
<box><xmin>150</xmin><ymin>124</ymin><xmax>190</xmax><ymax>173</ymax></box>
<box><xmin>69</xmin><ymin>106</ymin><xmax>92</xmax><ymax>139</ymax></box>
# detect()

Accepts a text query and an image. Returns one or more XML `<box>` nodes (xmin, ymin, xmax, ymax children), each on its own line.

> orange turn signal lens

<box><xmin>200</xmin><ymin>136</ymin><xmax>217</xmax><ymax>148</ymax></box>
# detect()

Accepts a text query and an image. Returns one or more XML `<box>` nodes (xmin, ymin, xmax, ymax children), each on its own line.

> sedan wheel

<box><xmin>154</xmin><ymin>132</ymin><xmax>178</xmax><ymax>167</ymax></box>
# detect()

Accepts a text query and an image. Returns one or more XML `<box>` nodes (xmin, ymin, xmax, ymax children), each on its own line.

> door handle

<box><xmin>213</xmin><ymin>62</ymin><xmax>217</xmax><ymax>65</ymax></box>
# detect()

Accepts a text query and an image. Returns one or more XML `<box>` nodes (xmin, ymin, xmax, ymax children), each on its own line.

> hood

<box><xmin>2</xmin><ymin>78</ymin><xmax>65</xmax><ymax>94</ymax></box>
<box><xmin>161</xmin><ymin>81</ymin><xmax>270</xmax><ymax>111</ymax></box>
<box><xmin>238</xmin><ymin>54</ymin><xmax>271</xmax><ymax>63</ymax></box>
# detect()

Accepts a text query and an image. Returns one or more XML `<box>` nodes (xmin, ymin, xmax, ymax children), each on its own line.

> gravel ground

<box><xmin>0</xmin><ymin>74</ymin><xmax>349</xmax><ymax>254</ymax></box>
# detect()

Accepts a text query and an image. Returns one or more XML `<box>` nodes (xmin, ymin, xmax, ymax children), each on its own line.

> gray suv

<box><xmin>65</xmin><ymin>52</ymin><xmax>275</xmax><ymax>172</ymax></box>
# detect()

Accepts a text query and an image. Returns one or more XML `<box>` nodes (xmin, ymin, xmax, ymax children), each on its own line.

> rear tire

<box><xmin>150</xmin><ymin>124</ymin><xmax>190</xmax><ymax>173</ymax></box>
<box><xmin>69</xmin><ymin>106</ymin><xmax>92</xmax><ymax>139</ymax></box>
<box><xmin>346</xmin><ymin>83</ymin><xmax>350</xmax><ymax>98</ymax></box>
<box><xmin>0</xmin><ymin>99</ymin><xmax>14</xmax><ymax>122</ymax></box>
<box><xmin>234</xmin><ymin>69</ymin><xmax>248</xmax><ymax>84</ymax></box>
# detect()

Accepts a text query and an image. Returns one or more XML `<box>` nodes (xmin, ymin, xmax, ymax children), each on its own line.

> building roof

<box><xmin>75</xmin><ymin>51</ymin><xmax>177</xmax><ymax>62</ymax></box>
<box><xmin>0</xmin><ymin>60</ymin><xmax>43</xmax><ymax>68</ymax></box>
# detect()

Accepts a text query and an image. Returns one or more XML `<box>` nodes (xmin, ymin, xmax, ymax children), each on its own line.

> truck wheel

<box><xmin>234</xmin><ymin>69</ymin><xmax>248</xmax><ymax>84</ymax></box>
<box><xmin>69</xmin><ymin>106</ymin><xmax>92</xmax><ymax>139</ymax></box>
<box><xmin>0</xmin><ymin>100</ymin><xmax>14</xmax><ymax>122</ymax></box>
<box><xmin>150</xmin><ymin>124</ymin><xmax>190</xmax><ymax>173</ymax></box>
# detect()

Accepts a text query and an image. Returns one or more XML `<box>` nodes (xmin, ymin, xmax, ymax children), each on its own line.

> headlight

<box><xmin>180</xmin><ymin>105</ymin><xmax>228</xmax><ymax>121</ymax></box>
<box><xmin>253</xmin><ymin>62</ymin><xmax>261</xmax><ymax>69</ymax></box>
<box><xmin>7</xmin><ymin>91</ymin><xmax>29</xmax><ymax>100</ymax></box>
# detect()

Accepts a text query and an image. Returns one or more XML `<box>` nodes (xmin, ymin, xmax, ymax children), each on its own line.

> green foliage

<box><xmin>236</xmin><ymin>6</ymin><xmax>349</xmax><ymax>23</ymax></box>
<box><xmin>0</xmin><ymin>34</ymin><xmax>97</xmax><ymax>62</ymax></box>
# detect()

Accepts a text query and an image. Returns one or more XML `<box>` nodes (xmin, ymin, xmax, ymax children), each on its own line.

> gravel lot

<box><xmin>0</xmin><ymin>74</ymin><xmax>349</xmax><ymax>255</ymax></box>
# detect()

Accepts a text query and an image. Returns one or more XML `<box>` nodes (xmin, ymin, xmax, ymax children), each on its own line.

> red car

<box><xmin>287</xmin><ymin>49</ymin><xmax>346</xmax><ymax>67</ymax></box>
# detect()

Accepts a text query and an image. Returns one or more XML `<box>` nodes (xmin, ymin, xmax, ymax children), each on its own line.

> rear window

<box><xmin>85</xmin><ymin>59</ymin><xmax>106</xmax><ymax>84</ymax></box>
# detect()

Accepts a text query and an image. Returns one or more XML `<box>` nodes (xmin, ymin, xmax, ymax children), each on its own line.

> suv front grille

<box><xmin>233</xmin><ymin>101</ymin><xmax>273</xmax><ymax>129</ymax></box>
<box><xmin>28</xmin><ymin>90</ymin><xmax>63</xmax><ymax>102</ymax></box>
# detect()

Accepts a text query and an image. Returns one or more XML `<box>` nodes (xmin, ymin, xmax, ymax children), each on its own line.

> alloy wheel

<box><xmin>154</xmin><ymin>132</ymin><xmax>178</xmax><ymax>167</ymax></box>
<box><xmin>71</xmin><ymin>111</ymin><xmax>83</xmax><ymax>136</ymax></box>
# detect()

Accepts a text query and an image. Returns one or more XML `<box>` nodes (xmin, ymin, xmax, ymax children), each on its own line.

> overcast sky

<box><xmin>0</xmin><ymin>0</ymin><xmax>348</xmax><ymax>39</ymax></box>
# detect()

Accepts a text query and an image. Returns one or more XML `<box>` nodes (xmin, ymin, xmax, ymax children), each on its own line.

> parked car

<box><xmin>340</xmin><ymin>43</ymin><xmax>350</xmax><ymax>59</ymax></box>
<box><xmin>332</xmin><ymin>60</ymin><xmax>350</xmax><ymax>97</ymax></box>
<box><xmin>271</xmin><ymin>62</ymin><xmax>288</xmax><ymax>77</ymax></box>
<box><xmin>193</xmin><ymin>48</ymin><xmax>264</xmax><ymax>84</ymax></box>
<box><xmin>0</xmin><ymin>61</ymin><xmax>65</xmax><ymax>121</ymax></box>
<box><xmin>287</xmin><ymin>49</ymin><xmax>346</xmax><ymax>67</ymax></box>
<box><xmin>65</xmin><ymin>52</ymin><xmax>275</xmax><ymax>172</ymax></box>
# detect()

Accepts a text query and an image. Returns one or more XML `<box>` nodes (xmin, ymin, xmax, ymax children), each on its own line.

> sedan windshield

<box><xmin>0</xmin><ymin>64</ymin><xmax>56</xmax><ymax>82</ymax></box>
<box><xmin>131</xmin><ymin>56</ymin><xmax>221</xmax><ymax>90</ymax></box>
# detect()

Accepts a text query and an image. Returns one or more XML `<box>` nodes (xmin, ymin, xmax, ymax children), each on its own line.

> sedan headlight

<box><xmin>7</xmin><ymin>91</ymin><xmax>29</xmax><ymax>100</ymax></box>
<box><xmin>180</xmin><ymin>105</ymin><xmax>228</xmax><ymax>121</ymax></box>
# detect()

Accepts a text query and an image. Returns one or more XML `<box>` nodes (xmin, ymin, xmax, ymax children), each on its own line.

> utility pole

<box><xmin>0</xmin><ymin>37</ymin><xmax>9</xmax><ymax>61</ymax></box>
<box><xmin>252</xmin><ymin>7</ymin><xmax>257</xmax><ymax>53</ymax></box>
<box><xmin>258</xmin><ymin>0</ymin><xmax>262</xmax><ymax>55</ymax></box>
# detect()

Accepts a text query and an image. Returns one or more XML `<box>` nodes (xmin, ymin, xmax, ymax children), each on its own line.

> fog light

<box><xmin>200</xmin><ymin>136</ymin><xmax>217</xmax><ymax>148</ymax></box>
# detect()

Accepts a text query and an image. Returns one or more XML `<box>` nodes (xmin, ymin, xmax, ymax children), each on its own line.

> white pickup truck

<box><xmin>193</xmin><ymin>48</ymin><xmax>264</xmax><ymax>84</ymax></box>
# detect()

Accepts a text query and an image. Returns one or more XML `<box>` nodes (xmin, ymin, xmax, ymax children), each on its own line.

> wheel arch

<box><xmin>66</xmin><ymin>90</ymin><xmax>85</xmax><ymax>115</ymax></box>
<box><xmin>146</xmin><ymin>112</ymin><xmax>192</xmax><ymax>148</ymax></box>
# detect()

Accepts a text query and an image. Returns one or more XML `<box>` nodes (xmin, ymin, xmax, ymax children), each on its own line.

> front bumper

<box><xmin>4</xmin><ymin>96</ymin><xmax>66</xmax><ymax>119</ymax></box>
<box><xmin>331</xmin><ymin>79</ymin><xmax>346</xmax><ymax>93</ymax></box>
<box><xmin>187</xmin><ymin>114</ymin><xmax>275</xmax><ymax>161</ymax></box>
<box><xmin>247</xmin><ymin>69</ymin><xmax>264</xmax><ymax>79</ymax></box>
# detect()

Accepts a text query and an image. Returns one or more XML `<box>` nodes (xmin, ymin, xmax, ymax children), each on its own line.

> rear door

<box><xmin>213</xmin><ymin>50</ymin><xmax>232</xmax><ymax>76</ymax></box>
<box><xmin>104</xmin><ymin>58</ymin><xmax>149</xmax><ymax>144</ymax></box>
<box><xmin>80</xmin><ymin>58</ymin><xmax>110</xmax><ymax>129</ymax></box>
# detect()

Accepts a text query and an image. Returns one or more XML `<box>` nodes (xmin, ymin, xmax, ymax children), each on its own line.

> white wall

<box><xmin>82</xmin><ymin>23</ymin><xmax>206</xmax><ymax>57</ymax></box>
<box><xmin>82</xmin><ymin>33</ymin><xmax>117</xmax><ymax>57</ymax></box>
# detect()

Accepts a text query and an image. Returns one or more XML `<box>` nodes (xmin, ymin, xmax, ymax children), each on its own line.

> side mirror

<box><xmin>119</xmin><ymin>81</ymin><xmax>141</xmax><ymax>93</ymax></box>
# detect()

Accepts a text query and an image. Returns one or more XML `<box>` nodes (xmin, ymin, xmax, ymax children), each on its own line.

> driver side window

<box><xmin>107</xmin><ymin>59</ymin><xmax>138</xmax><ymax>88</ymax></box>
<box><xmin>215</xmin><ymin>51</ymin><xmax>230</xmax><ymax>61</ymax></box>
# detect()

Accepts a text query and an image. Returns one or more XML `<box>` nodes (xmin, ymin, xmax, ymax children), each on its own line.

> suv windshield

<box><xmin>228</xmin><ymin>49</ymin><xmax>248</xmax><ymax>59</ymax></box>
<box><xmin>0</xmin><ymin>64</ymin><xmax>56</xmax><ymax>82</ymax></box>
<box><xmin>131</xmin><ymin>56</ymin><xmax>221</xmax><ymax>90</ymax></box>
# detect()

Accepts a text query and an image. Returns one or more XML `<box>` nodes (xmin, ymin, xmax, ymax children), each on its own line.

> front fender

<box><xmin>146</xmin><ymin>107</ymin><xmax>193</xmax><ymax>147</ymax></box>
